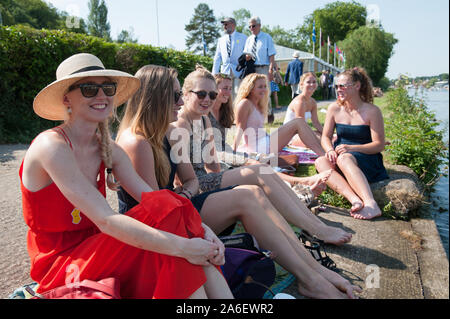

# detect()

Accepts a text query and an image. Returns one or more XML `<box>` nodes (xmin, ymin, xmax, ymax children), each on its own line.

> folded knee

<box><xmin>336</xmin><ymin>153</ymin><xmax>356</xmax><ymax>165</ymax></box>
<box><xmin>235</xmin><ymin>186</ymin><xmax>265</xmax><ymax>209</ymax></box>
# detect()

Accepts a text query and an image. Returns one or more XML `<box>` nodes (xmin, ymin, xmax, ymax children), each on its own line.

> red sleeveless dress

<box><xmin>20</xmin><ymin>128</ymin><xmax>207</xmax><ymax>299</ymax></box>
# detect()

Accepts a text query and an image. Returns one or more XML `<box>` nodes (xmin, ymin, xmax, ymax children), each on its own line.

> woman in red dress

<box><xmin>20</xmin><ymin>53</ymin><xmax>232</xmax><ymax>299</ymax></box>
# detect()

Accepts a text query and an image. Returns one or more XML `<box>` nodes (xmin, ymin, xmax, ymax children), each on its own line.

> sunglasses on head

<box><xmin>190</xmin><ymin>90</ymin><xmax>218</xmax><ymax>100</ymax></box>
<box><xmin>174</xmin><ymin>91</ymin><xmax>183</xmax><ymax>103</ymax></box>
<box><xmin>69</xmin><ymin>83</ymin><xmax>117</xmax><ymax>98</ymax></box>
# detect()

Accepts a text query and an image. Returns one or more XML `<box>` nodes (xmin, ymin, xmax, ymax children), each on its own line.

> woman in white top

<box><xmin>283</xmin><ymin>72</ymin><xmax>323</xmax><ymax>147</ymax></box>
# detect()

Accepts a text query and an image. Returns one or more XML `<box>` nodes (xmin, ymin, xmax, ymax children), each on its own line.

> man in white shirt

<box><xmin>243</xmin><ymin>16</ymin><xmax>277</xmax><ymax>122</ymax></box>
<box><xmin>212</xmin><ymin>17</ymin><xmax>247</xmax><ymax>99</ymax></box>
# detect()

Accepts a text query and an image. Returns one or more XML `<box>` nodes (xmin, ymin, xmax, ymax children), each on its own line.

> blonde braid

<box><xmin>98</xmin><ymin>119</ymin><xmax>120</xmax><ymax>191</ymax></box>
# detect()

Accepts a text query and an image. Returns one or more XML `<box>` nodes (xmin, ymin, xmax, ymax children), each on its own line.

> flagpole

<box><xmin>319</xmin><ymin>28</ymin><xmax>322</xmax><ymax>60</ymax></box>
<box><xmin>312</xmin><ymin>21</ymin><xmax>316</xmax><ymax>57</ymax></box>
<box><xmin>334</xmin><ymin>43</ymin><xmax>336</xmax><ymax>67</ymax></box>
<box><xmin>327</xmin><ymin>36</ymin><xmax>330</xmax><ymax>64</ymax></box>
<box><xmin>155</xmin><ymin>0</ymin><xmax>160</xmax><ymax>46</ymax></box>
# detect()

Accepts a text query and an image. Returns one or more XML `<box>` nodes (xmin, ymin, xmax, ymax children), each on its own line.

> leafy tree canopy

<box><xmin>0</xmin><ymin>0</ymin><xmax>86</xmax><ymax>33</ymax></box>
<box><xmin>297</xmin><ymin>1</ymin><xmax>367</xmax><ymax>50</ymax></box>
<box><xmin>87</xmin><ymin>0</ymin><xmax>111</xmax><ymax>41</ymax></box>
<box><xmin>340</xmin><ymin>25</ymin><xmax>398</xmax><ymax>86</ymax></box>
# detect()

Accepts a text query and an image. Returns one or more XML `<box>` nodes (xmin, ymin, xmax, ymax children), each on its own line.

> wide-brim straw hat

<box><xmin>33</xmin><ymin>53</ymin><xmax>140</xmax><ymax>121</ymax></box>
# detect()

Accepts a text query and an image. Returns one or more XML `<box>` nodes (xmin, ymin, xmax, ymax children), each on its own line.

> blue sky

<box><xmin>46</xmin><ymin>0</ymin><xmax>449</xmax><ymax>79</ymax></box>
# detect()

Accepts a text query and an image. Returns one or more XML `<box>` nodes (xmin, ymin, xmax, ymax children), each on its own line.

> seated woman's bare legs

<box><xmin>189</xmin><ymin>286</ymin><xmax>208</xmax><ymax>299</ymax></box>
<box><xmin>336</xmin><ymin>153</ymin><xmax>382</xmax><ymax>220</ymax></box>
<box><xmin>220</xmin><ymin>164</ymin><xmax>351</xmax><ymax>245</ymax></box>
<box><xmin>200</xmin><ymin>186</ymin><xmax>357</xmax><ymax>298</ymax></box>
<box><xmin>201</xmin><ymin>265</ymin><xmax>234</xmax><ymax>299</ymax></box>
<box><xmin>277</xmin><ymin>170</ymin><xmax>332</xmax><ymax>197</ymax></box>
<box><xmin>288</xmin><ymin>130</ymin><xmax>322</xmax><ymax>148</ymax></box>
<box><xmin>315</xmin><ymin>156</ymin><xmax>364</xmax><ymax>213</ymax></box>
<box><xmin>269</xmin><ymin>117</ymin><xmax>325</xmax><ymax>156</ymax></box>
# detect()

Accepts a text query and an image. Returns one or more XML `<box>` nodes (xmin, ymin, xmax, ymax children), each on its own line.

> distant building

<box><xmin>274</xmin><ymin>44</ymin><xmax>343</xmax><ymax>75</ymax></box>
<box><xmin>435</xmin><ymin>81</ymin><xmax>449</xmax><ymax>88</ymax></box>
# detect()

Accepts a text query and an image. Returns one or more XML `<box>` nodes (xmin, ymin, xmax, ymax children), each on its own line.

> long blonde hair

<box><xmin>234</xmin><ymin>73</ymin><xmax>269</xmax><ymax>117</ymax></box>
<box><xmin>118</xmin><ymin>65</ymin><xmax>178</xmax><ymax>188</ymax></box>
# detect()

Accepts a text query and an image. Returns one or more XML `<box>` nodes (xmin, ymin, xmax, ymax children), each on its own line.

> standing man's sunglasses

<box><xmin>68</xmin><ymin>83</ymin><xmax>117</xmax><ymax>98</ymax></box>
<box><xmin>190</xmin><ymin>90</ymin><xmax>218</xmax><ymax>100</ymax></box>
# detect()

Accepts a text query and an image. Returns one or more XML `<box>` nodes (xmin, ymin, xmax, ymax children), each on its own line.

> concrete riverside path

<box><xmin>0</xmin><ymin>111</ymin><xmax>448</xmax><ymax>298</ymax></box>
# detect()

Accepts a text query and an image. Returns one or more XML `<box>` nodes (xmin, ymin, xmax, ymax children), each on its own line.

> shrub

<box><xmin>0</xmin><ymin>25</ymin><xmax>212</xmax><ymax>143</ymax></box>
<box><xmin>384</xmin><ymin>88</ymin><xmax>448</xmax><ymax>186</ymax></box>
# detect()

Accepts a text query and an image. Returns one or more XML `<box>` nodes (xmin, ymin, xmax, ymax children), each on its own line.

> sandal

<box><xmin>297</xmin><ymin>230</ymin><xmax>338</xmax><ymax>271</ymax></box>
<box><xmin>291</xmin><ymin>184</ymin><xmax>314</xmax><ymax>207</ymax></box>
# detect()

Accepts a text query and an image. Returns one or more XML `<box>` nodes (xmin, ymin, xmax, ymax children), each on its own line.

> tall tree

<box><xmin>297</xmin><ymin>1</ymin><xmax>367</xmax><ymax>54</ymax></box>
<box><xmin>87</xmin><ymin>0</ymin><xmax>111</xmax><ymax>41</ymax></box>
<box><xmin>340</xmin><ymin>25</ymin><xmax>398</xmax><ymax>86</ymax></box>
<box><xmin>232</xmin><ymin>8</ymin><xmax>251</xmax><ymax>35</ymax></box>
<box><xmin>185</xmin><ymin>3</ymin><xmax>219</xmax><ymax>56</ymax></box>
<box><xmin>262</xmin><ymin>25</ymin><xmax>308</xmax><ymax>52</ymax></box>
<box><xmin>117</xmin><ymin>27</ymin><xmax>138</xmax><ymax>44</ymax></box>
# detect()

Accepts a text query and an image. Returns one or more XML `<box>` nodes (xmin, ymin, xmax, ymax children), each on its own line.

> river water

<box><xmin>410</xmin><ymin>88</ymin><xmax>449</xmax><ymax>257</ymax></box>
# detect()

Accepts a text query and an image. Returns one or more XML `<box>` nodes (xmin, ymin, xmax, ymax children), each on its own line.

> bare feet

<box><xmin>313</xmin><ymin>225</ymin><xmax>352</xmax><ymax>245</ymax></box>
<box><xmin>351</xmin><ymin>201</ymin><xmax>382</xmax><ymax>220</ymax></box>
<box><xmin>350</xmin><ymin>200</ymin><xmax>364</xmax><ymax>213</ymax></box>
<box><xmin>297</xmin><ymin>274</ymin><xmax>350</xmax><ymax>299</ymax></box>
<box><xmin>297</xmin><ymin>169</ymin><xmax>333</xmax><ymax>196</ymax></box>
<box><xmin>310</xmin><ymin>182</ymin><xmax>327</xmax><ymax>197</ymax></box>
<box><xmin>320</xmin><ymin>269</ymin><xmax>362</xmax><ymax>299</ymax></box>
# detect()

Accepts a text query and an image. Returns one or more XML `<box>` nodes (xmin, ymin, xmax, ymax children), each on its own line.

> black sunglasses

<box><xmin>174</xmin><ymin>91</ymin><xmax>183</xmax><ymax>103</ymax></box>
<box><xmin>334</xmin><ymin>83</ymin><xmax>354</xmax><ymax>90</ymax></box>
<box><xmin>69</xmin><ymin>83</ymin><xmax>117</xmax><ymax>98</ymax></box>
<box><xmin>190</xmin><ymin>90</ymin><xmax>218</xmax><ymax>100</ymax></box>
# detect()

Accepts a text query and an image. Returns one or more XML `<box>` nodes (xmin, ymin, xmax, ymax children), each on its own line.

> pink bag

<box><xmin>28</xmin><ymin>278</ymin><xmax>121</xmax><ymax>299</ymax></box>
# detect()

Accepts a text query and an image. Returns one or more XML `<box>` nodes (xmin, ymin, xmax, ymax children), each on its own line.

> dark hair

<box><xmin>214</xmin><ymin>73</ymin><xmax>235</xmax><ymax>128</ymax></box>
<box><xmin>339</xmin><ymin>67</ymin><xmax>374</xmax><ymax>104</ymax></box>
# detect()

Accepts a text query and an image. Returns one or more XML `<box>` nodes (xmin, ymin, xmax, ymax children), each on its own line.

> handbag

<box><xmin>221</xmin><ymin>248</ymin><xmax>276</xmax><ymax>299</ymax></box>
<box><xmin>27</xmin><ymin>277</ymin><xmax>121</xmax><ymax>299</ymax></box>
<box><xmin>219</xmin><ymin>232</ymin><xmax>260</xmax><ymax>251</ymax></box>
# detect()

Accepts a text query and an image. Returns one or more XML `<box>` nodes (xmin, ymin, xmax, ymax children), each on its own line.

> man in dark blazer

<box><xmin>284</xmin><ymin>51</ymin><xmax>304</xmax><ymax>98</ymax></box>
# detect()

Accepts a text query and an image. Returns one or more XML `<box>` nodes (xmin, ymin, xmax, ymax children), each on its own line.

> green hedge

<box><xmin>384</xmin><ymin>88</ymin><xmax>448</xmax><ymax>185</ymax></box>
<box><xmin>0</xmin><ymin>25</ymin><xmax>212</xmax><ymax>143</ymax></box>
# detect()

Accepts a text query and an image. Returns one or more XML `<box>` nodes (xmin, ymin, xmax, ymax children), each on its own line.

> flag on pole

<box><xmin>312</xmin><ymin>20</ymin><xmax>316</xmax><ymax>56</ymax></box>
<box><xmin>312</xmin><ymin>21</ymin><xmax>316</xmax><ymax>43</ymax></box>
<box><xmin>334</xmin><ymin>43</ymin><xmax>337</xmax><ymax>66</ymax></box>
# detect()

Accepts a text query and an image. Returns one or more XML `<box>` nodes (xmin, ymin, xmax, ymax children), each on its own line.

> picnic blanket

<box><xmin>279</xmin><ymin>145</ymin><xmax>318</xmax><ymax>165</ymax></box>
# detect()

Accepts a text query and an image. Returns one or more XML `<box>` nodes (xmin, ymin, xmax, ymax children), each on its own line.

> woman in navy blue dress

<box><xmin>318</xmin><ymin>67</ymin><xmax>388</xmax><ymax>220</ymax></box>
